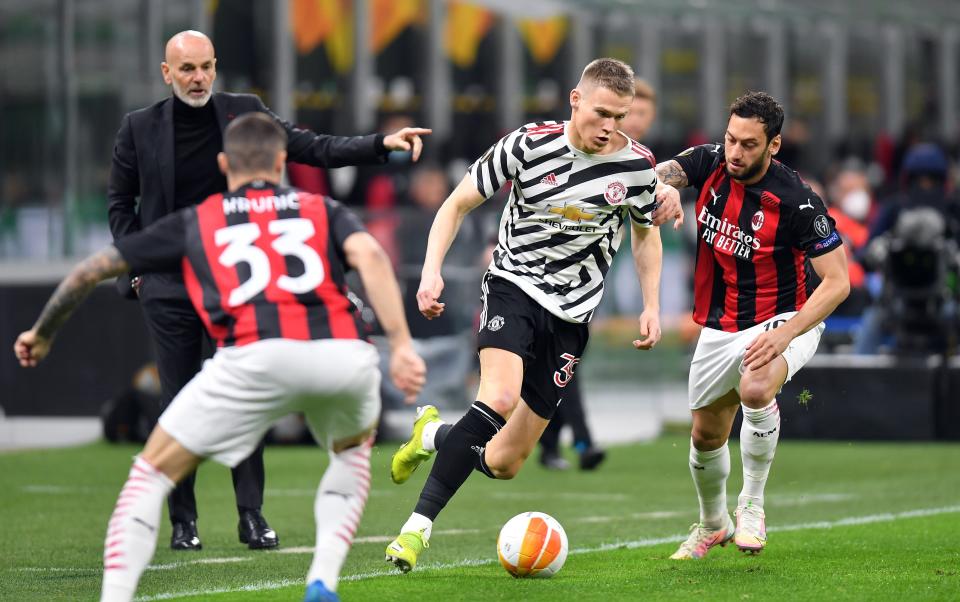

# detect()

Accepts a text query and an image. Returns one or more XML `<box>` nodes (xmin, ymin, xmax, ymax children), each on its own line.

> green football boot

<box><xmin>390</xmin><ymin>405</ymin><xmax>441</xmax><ymax>484</ymax></box>
<box><xmin>385</xmin><ymin>529</ymin><xmax>429</xmax><ymax>573</ymax></box>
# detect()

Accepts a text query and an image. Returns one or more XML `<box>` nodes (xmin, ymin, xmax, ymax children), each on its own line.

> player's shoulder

<box><xmin>675</xmin><ymin>142</ymin><xmax>724</xmax><ymax>162</ymax></box>
<box><xmin>617</xmin><ymin>133</ymin><xmax>656</xmax><ymax>168</ymax></box>
<box><xmin>764</xmin><ymin>160</ymin><xmax>822</xmax><ymax>208</ymax></box>
<box><xmin>517</xmin><ymin>120</ymin><xmax>566</xmax><ymax>139</ymax></box>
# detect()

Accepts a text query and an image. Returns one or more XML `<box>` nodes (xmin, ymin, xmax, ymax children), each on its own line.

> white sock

<box><xmin>100</xmin><ymin>456</ymin><xmax>174</xmax><ymax>602</ymax></box>
<box><xmin>739</xmin><ymin>399</ymin><xmax>780</xmax><ymax>509</ymax></box>
<box><xmin>400</xmin><ymin>512</ymin><xmax>434</xmax><ymax>541</ymax></box>
<box><xmin>307</xmin><ymin>440</ymin><xmax>373</xmax><ymax>592</ymax></box>
<box><xmin>421</xmin><ymin>420</ymin><xmax>444</xmax><ymax>452</ymax></box>
<box><xmin>689</xmin><ymin>439</ymin><xmax>730</xmax><ymax>528</ymax></box>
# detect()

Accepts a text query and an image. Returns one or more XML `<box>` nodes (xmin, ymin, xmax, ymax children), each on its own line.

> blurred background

<box><xmin>2</xmin><ymin>0</ymin><xmax>960</xmax><ymax>450</ymax></box>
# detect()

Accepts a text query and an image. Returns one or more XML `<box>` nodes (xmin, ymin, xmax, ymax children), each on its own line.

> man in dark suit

<box><xmin>107</xmin><ymin>30</ymin><xmax>430</xmax><ymax>551</ymax></box>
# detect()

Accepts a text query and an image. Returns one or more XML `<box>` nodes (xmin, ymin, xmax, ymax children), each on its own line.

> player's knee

<box><xmin>485</xmin><ymin>447</ymin><xmax>528</xmax><ymax>479</ymax></box>
<box><xmin>691</xmin><ymin>428</ymin><xmax>727</xmax><ymax>451</ymax></box>
<box><xmin>489</xmin><ymin>459</ymin><xmax>522</xmax><ymax>480</ymax></box>
<box><xmin>739</xmin><ymin>380</ymin><xmax>774</xmax><ymax>407</ymax></box>
<box><xmin>483</xmin><ymin>387</ymin><xmax>520</xmax><ymax>416</ymax></box>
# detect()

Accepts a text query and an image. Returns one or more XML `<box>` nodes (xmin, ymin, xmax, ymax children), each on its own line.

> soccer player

<box><xmin>383</xmin><ymin>58</ymin><xmax>683</xmax><ymax>572</ymax></box>
<box><xmin>654</xmin><ymin>92</ymin><xmax>850</xmax><ymax>559</ymax></box>
<box><xmin>14</xmin><ymin>113</ymin><xmax>426</xmax><ymax>602</ymax></box>
<box><xmin>109</xmin><ymin>30</ymin><xmax>430</xmax><ymax>551</ymax></box>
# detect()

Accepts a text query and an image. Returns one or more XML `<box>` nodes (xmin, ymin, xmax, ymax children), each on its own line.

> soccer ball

<box><xmin>496</xmin><ymin>511</ymin><xmax>568</xmax><ymax>578</ymax></box>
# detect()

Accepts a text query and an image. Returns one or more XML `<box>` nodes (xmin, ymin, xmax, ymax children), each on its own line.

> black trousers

<box><xmin>139</xmin><ymin>274</ymin><xmax>265</xmax><ymax>524</ymax></box>
<box><xmin>539</xmin><ymin>376</ymin><xmax>593</xmax><ymax>453</ymax></box>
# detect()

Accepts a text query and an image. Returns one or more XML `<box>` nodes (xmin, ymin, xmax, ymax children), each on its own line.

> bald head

<box><xmin>161</xmin><ymin>30</ymin><xmax>216</xmax><ymax>107</ymax></box>
<box><xmin>165</xmin><ymin>30</ymin><xmax>213</xmax><ymax>63</ymax></box>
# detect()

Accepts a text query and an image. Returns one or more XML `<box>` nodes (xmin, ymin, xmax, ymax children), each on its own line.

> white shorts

<box><xmin>159</xmin><ymin>338</ymin><xmax>381</xmax><ymax>467</ymax></box>
<box><xmin>688</xmin><ymin>312</ymin><xmax>824</xmax><ymax>410</ymax></box>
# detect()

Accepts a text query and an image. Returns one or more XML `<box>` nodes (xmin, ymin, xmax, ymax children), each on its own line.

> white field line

<box><xmin>13</xmin><ymin>493</ymin><xmax>862</xmax><ymax>572</ymax></box>
<box><xmin>131</xmin><ymin>504</ymin><xmax>960</xmax><ymax>601</ymax></box>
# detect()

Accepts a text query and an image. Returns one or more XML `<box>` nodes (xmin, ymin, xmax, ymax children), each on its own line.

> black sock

<box><xmin>434</xmin><ymin>424</ymin><xmax>453</xmax><ymax>449</ymax></box>
<box><xmin>413</xmin><ymin>402</ymin><xmax>506</xmax><ymax>520</ymax></box>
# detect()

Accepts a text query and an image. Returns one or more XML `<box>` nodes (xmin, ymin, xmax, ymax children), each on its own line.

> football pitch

<box><xmin>2</xmin><ymin>436</ymin><xmax>958</xmax><ymax>601</ymax></box>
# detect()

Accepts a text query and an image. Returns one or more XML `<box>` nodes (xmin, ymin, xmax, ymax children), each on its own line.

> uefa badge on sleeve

<box><xmin>814</xmin><ymin>215</ymin><xmax>831</xmax><ymax>238</ymax></box>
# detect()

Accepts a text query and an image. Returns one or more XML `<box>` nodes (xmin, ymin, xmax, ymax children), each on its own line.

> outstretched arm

<box><xmin>630</xmin><ymin>223</ymin><xmax>663</xmax><ymax>351</ymax></box>
<box><xmin>344</xmin><ymin>231</ymin><xmax>426</xmax><ymax>403</ymax></box>
<box><xmin>14</xmin><ymin>246</ymin><xmax>130</xmax><ymax>366</ymax></box>
<box><xmin>417</xmin><ymin>174</ymin><xmax>487</xmax><ymax>319</ymax></box>
<box><xmin>743</xmin><ymin>246</ymin><xmax>850</xmax><ymax>370</ymax></box>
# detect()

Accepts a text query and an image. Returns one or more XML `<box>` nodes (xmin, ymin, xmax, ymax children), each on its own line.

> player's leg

<box><xmin>100</xmin><ymin>426</ymin><xmax>201</xmax><ymax>602</ymax></box>
<box><xmin>479</xmin><ymin>312</ymin><xmax>589</xmax><ymax>479</ymax></box>
<box><xmin>304</xmin><ymin>429</ymin><xmax>376</xmax><ymax>602</ymax></box>
<box><xmin>671</xmin><ymin>326</ymin><xmax>742</xmax><ymax>560</ymax></box>
<box><xmin>386</xmin><ymin>346</ymin><xmax>521</xmax><ymax>572</ymax></box>
<box><xmin>734</xmin><ymin>318</ymin><xmax>824</xmax><ymax>554</ymax></box>
<box><xmin>670</xmin><ymin>394</ymin><xmax>740</xmax><ymax>560</ymax></box>
<box><xmin>733</xmin><ymin>356</ymin><xmax>786</xmax><ymax>553</ymax></box>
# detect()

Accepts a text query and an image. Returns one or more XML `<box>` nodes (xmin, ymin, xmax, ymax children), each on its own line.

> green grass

<box><xmin>1</xmin><ymin>437</ymin><xmax>959</xmax><ymax>601</ymax></box>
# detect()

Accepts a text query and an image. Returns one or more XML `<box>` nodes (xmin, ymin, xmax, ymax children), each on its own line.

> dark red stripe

<box><xmin>299</xmin><ymin>196</ymin><xmax>359</xmax><ymax>339</ymax></box>
<box><xmin>753</xmin><ymin>191</ymin><xmax>783</xmax><ymax>322</ymax></box>
<box><xmin>717</xmin><ymin>181</ymin><xmax>745</xmax><ymax>332</ymax></box>
<box><xmin>197</xmin><ymin>196</ymin><xmax>257</xmax><ymax>346</ymax></box>
<box><xmin>692</xmin><ymin>168</ymin><xmax>726</xmax><ymax>326</ymax></box>
<box><xmin>183</xmin><ymin>258</ymin><xmax>228</xmax><ymax>344</ymax></box>
<box><xmin>246</xmin><ymin>188</ymin><xmax>310</xmax><ymax>341</ymax></box>
<box><xmin>793</xmin><ymin>249</ymin><xmax>808</xmax><ymax>307</ymax></box>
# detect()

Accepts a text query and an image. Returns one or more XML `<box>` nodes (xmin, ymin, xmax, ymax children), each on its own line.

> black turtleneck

<box><xmin>173</xmin><ymin>95</ymin><xmax>227</xmax><ymax>210</ymax></box>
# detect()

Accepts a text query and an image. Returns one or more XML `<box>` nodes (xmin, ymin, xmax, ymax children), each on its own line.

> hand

<box><xmin>382</xmin><ymin>127</ymin><xmax>433</xmax><ymax>162</ymax></box>
<box><xmin>743</xmin><ymin>327</ymin><xmax>793</xmax><ymax>370</ymax></box>
<box><xmin>389</xmin><ymin>343</ymin><xmax>427</xmax><ymax>404</ymax></box>
<box><xmin>651</xmin><ymin>182</ymin><xmax>684</xmax><ymax>230</ymax></box>
<box><xmin>13</xmin><ymin>330</ymin><xmax>51</xmax><ymax>367</ymax></box>
<box><xmin>632</xmin><ymin>309</ymin><xmax>662</xmax><ymax>350</ymax></box>
<box><xmin>416</xmin><ymin>271</ymin><xmax>445</xmax><ymax>319</ymax></box>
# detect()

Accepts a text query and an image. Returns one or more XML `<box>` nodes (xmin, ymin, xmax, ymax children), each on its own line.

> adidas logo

<box><xmin>540</xmin><ymin>173</ymin><xmax>560</xmax><ymax>187</ymax></box>
<box><xmin>471</xmin><ymin>445</ymin><xmax>485</xmax><ymax>455</ymax></box>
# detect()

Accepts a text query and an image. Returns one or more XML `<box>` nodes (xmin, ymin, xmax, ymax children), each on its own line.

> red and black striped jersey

<box><xmin>114</xmin><ymin>181</ymin><xmax>366</xmax><ymax>347</ymax></box>
<box><xmin>673</xmin><ymin>144</ymin><xmax>843</xmax><ymax>332</ymax></box>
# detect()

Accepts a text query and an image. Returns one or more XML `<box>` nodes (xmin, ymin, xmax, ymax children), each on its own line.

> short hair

<box><xmin>633</xmin><ymin>78</ymin><xmax>657</xmax><ymax>103</ymax></box>
<box><xmin>729</xmin><ymin>91</ymin><xmax>784</xmax><ymax>142</ymax></box>
<box><xmin>579</xmin><ymin>58</ymin><xmax>635</xmax><ymax>97</ymax></box>
<box><xmin>223</xmin><ymin>112</ymin><xmax>287</xmax><ymax>173</ymax></box>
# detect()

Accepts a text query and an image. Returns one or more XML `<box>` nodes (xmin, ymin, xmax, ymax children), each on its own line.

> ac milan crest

<box><xmin>751</xmin><ymin>210</ymin><xmax>765</xmax><ymax>231</ymax></box>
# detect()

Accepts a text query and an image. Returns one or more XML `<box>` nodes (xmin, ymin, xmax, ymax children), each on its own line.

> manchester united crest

<box><xmin>604</xmin><ymin>181</ymin><xmax>627</xmax><ymax>205</ymax></box>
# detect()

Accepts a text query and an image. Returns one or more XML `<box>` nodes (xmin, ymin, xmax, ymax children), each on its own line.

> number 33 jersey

<box><xmin>114</xmin><ymin>181</ymin><xmax>366</xmax><ymax>347</ymax></box>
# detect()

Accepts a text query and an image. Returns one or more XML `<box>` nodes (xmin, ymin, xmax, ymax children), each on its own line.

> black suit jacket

<box><xmin>108</xmin><ymin>92</ymin><xmax>388</xmax><ymax>297</ymax></box>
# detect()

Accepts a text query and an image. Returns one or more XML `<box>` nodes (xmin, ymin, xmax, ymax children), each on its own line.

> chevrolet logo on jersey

<box><xmin>548</xmin><ymin>205</ymin><xmax>596</xmax><ymax>222</ymax></box>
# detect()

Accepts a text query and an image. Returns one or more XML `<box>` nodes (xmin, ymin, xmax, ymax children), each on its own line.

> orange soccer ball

<box><xmin>496</xmin><ymin>511</ymin><xmax>569</xmax><ymax>578</ymax></box>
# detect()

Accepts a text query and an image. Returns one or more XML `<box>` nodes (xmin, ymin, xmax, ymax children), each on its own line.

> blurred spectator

<box><xmin>824</xmin><ymin>162</ymin><xmax>873</xmax><ymax>315</ymax></box>
<box><xmin>854</xmin><ymin>144</ymin><xmax>960</xmax><ymax>354</ymax></box>
<box><xmin>388</xmin><ymin>164</ymin><xmax>478</xmax><ymax>410</ymax></box>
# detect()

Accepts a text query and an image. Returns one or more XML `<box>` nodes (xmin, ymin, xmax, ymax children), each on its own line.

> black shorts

<box><xmin>477</xmin><ymin>275</ymin><xmax>590</xmax><ymax>420</ymax></box>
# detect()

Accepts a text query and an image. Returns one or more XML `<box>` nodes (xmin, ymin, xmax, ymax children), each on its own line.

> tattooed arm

<box><xmin>655</xmin><ymin>159</ymin><xmax>690</xmax><ymax>189</ymax></box>
<box><xmin>14</xmin><ymin>245</ymin><xmax>129</xmax><ymax>367</ymax></box>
